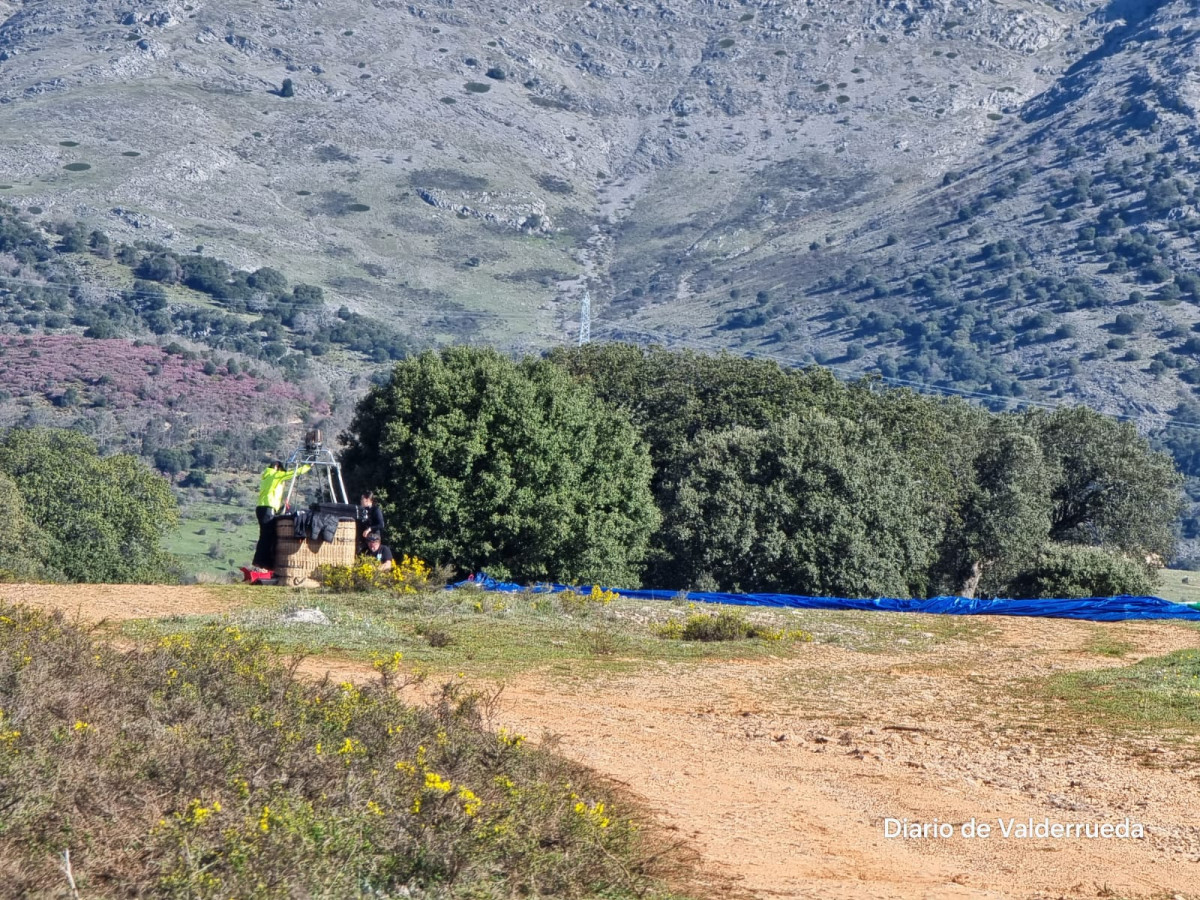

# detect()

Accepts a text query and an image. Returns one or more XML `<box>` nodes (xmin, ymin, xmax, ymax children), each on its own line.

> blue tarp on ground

<box><xmin>452</xmin><ymin>573</ymin><xmax>1200</xmax><ymax>622</ymax></box>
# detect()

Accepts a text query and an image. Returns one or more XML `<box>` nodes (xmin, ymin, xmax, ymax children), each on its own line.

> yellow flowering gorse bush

<box><xmin>314</xmin><ymin>553</ymin><xmax>433</xmax><ymax>594</ymax></box>
<box><xmin>0</xmin><ymin>602</ymin><xmax>664</xmax><ymax>899</ymax></box>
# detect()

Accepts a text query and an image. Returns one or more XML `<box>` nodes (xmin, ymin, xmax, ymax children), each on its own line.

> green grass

<box><xmin>1082</xmin><ymin>627</ymin><xmax>1136</xmax><ymax>658</ymax></box>
<box><xmin>1046</xmin><ymin>648</ymin><xmax>1200</xmax><ymax>733</ymax></box>
<box><xmin>1151</xmin><ymin>568</ymin><xmax>1200</xmax><ymax>607</ymax></box>
<box><xmin>165</xmin><ymin>493</ymin><xmax>258</xmax><ymax>578</ymax></box>
<box><xmin>119</xmin><ymin>587</ymin><xmax>994</xmax><ymax>680</ymax></box>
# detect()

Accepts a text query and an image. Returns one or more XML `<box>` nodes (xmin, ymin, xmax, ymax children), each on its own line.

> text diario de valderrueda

<box><xmin>883</xmin><ymin>817</ymin><xmax>1146</xmax><ymax>839</ymax></box>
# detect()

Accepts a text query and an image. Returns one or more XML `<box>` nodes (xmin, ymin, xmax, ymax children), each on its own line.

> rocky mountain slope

<box><xmin>1</xmin><ymin>0</ymin><xmax>1199</xmax><ymax>422</ymax></box>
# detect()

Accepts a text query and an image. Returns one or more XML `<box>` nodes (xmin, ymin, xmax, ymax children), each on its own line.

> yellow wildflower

<box><xmin>458</xmin><ymin>787</ymin><xmax>482</xmax><ymax>817</ymax></box>
<box><xmin>497</xmin><ymin>727</ymin><xmax>525</xmax><ymax>748</ymax></box>
<box><xmin>573</xmin><ymin>800</ymin><xmax>610</xmax><ymax>829</ymax></box>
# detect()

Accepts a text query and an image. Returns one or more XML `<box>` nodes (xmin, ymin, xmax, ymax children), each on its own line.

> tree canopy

<box><xmin>339</xmin><ymin>347</ymin><xmax>659</xmax><ymax>585</ymax></box>
<box><xmin>0</xmin><ymin>428</ymin><xmax>180</xmax><ymax>583</ymax></box>
<box><xmin>657</xmin><ymin>413</ymin><xmax>938</xmax><ymax>597</ymax></box>
<box><xmin>1026</xmin><ymin>406</ymin><xmax>1183</xmax><ymax>559</ymax></box>
<box><xmin>0</xmin><ymin>471</ymin><xmax>53</xmax><ymax>582</ymax></box>
<box><xmin>544</xmin><ymin>344</ymin><xmax>1182</xmax><ymax>597</ymax></box>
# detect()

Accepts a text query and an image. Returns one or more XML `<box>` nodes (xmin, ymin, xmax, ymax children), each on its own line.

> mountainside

<box><xmin>1</xmin><ymin>0</ymin><xmax>1200</xmax><ymax>420</ymax></box>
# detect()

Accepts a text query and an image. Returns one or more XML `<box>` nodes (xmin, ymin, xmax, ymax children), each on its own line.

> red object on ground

<box><xmin>240</xmin><ymin>567</ymin><xmax>275</xmax><ymax>584</ymax></box>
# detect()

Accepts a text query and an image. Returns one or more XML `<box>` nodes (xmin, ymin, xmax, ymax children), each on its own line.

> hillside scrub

<box><xmin>0</xmin><ymin>428</ymin><xmax>180</xmax><ymax>583</ymax></box>
<box><xmin>0</xmin><ymin>602</ymin><xmax>682</xmax><ymax>898</ymax></box>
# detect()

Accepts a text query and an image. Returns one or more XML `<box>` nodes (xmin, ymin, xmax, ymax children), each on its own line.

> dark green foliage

<box><xmin>340</xmin><ymin>348</ymin><xmax>659</xmax><ymax>585</ymax></box>
<box><xmin>137</xmin><ymin>252</ymin><xmax>183</xmax><ymax>284</ymax></box>
<box><xmin>247</xmin><ymin>266</ymin><xmax>287</xmax><ymax>294</ymax></box>
<box><xmin>0</xmin><ymin>472</ymin><xmax>52</xmax><ymax>581</ymax></box>
<box><xmin>1026</xmin><ymin>407</ymin><xmax>1183</xmax><ymax>560</ymax></box>
<box><xmin>657</xmin><ymin>413</ymin><xmax>937</xmax><ymax>596</ymax></box>
<box><xmin>1112</xmin><ymin>312</ymin><xmax>1141</xmax><ymax>334</ymax></box>
<box><xmin>0</xmin><ymin>428</ymin><xmax>180</xmax><ymax>583</ymax></box>
<box><xmin>0</xmin><ymin>204</ymin><xmax>52</xmax><ymax>262</ymax></box>
<box><xmin>291</xmin><ymin>283</ymin><xmax>324</xmax><ymax>306</ymax></box>
<box><xmin>546</xmin><ymin>344</ymin><xmax>850</xmax><ymax>490</ymax></box>
<box><xmin>941</xmin><ymin>422</ymin><xmax>1054</xmax><ymax>596</ymax></box>
<box><xmin>547</xmin><ymin>345</ymin><xmax>1182</xmax><ymax>596</ymax></box>
<box><xmin>1009</xmin><ymin>544</ymin><xmax>1157</xmax><ymax>599</ymax></box>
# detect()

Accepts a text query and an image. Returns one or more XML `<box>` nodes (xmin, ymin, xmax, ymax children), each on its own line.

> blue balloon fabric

<box><xmin>452</xmin><ymin>573</ymin><xmax>1200</xmax><ymax>622</ymax></box>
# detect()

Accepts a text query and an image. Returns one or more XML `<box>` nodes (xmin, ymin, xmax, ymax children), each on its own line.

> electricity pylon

<box><xmin>578</xmin><ymin>290</ymin><xmax>591</xmax><ymax>345</ymax></box>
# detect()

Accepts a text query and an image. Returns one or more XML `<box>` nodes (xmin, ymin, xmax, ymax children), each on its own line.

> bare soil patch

<box><xmin>7</xmin><ymin>584</ymin><xmax>1200</xmax><ymax>899</ymax></box>
<box><xmin>0</xmin><ymin>582</ymin><xmax>239</xmax><ymax>624</ymax></box>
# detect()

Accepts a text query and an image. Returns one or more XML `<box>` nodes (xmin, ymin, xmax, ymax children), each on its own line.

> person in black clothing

<box><xmin>357</xmin><ymin>491</ymin><xmax>386</xmax><ymax>553</ymax></box>
<box><xmin>364</xmin><ymin>531</ymin><xmax>393</xmax><ymax>571</ymax></box>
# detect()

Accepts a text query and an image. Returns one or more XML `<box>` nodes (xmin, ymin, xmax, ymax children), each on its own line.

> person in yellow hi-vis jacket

<box><xmin>251</xmin><ymin>459</ymin><xmax>312</xmax><ymax>571</ymax></box>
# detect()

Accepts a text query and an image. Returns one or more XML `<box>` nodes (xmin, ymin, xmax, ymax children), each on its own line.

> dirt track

<box><xmin>6</xmin><ymin>584</ymin><xmax>1200</xmax><ymax>900</ymax></box>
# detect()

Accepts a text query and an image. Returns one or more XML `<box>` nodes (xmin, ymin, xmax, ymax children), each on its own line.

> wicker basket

<box><xmin>273</xmin><ymin>516</ymin><xmax>358</xmax><ymax>587</ymax></box>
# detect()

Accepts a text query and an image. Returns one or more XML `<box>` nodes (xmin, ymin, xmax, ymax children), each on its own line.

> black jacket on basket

<box><xmin>293</xmin><ymin>510</ymin><xmax>340</xmax><ymax>543</ymax></box>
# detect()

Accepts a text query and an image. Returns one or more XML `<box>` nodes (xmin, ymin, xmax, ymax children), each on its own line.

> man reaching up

<box><xmin>251</xmin><ymin>459</ymin><xmax>312</xmax><ymax>572</ymax></box>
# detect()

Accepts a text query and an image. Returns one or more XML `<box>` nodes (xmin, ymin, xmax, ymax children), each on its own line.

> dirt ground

<box><xmin>6</xmin><ymin>584</ymin><xmax>1200</xmax><ymax>900</ymax></box>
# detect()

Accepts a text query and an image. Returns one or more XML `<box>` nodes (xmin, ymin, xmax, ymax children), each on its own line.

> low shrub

<box><xmin>0</xmin><ymin>603</ymin><xmax>680</xmax><ymax>897</ymax></box>
<box><xmin>655</xmin><ymin>607</ymin><xmax>814</xmax><ymax>643</ymax></box>
<box><xmin>1007</xmin><ymin>544</ymin><xmax>1159</xmax><ymax>598</ymax></box>
<box><xmin>556</xmin><ymin>585</ymin><xmax>620</xmax><ymax>615</ymax></box>
<box><xmin>314</xmin><ymin>553</ymin><xmax>436</xmax><ymax>594</ymax></box>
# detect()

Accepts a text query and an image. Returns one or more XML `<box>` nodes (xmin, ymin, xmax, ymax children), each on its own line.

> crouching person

<box><xmin>363</xmin><ymin>530</ymin><xmax>393</xmax><ymax>572</ymax></box>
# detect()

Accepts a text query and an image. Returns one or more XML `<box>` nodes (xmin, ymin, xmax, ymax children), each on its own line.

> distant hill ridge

<box><xmin>0</xmin><ymin>0</ymin><xmax>1199</xmax><ymax>422</ymax></box>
